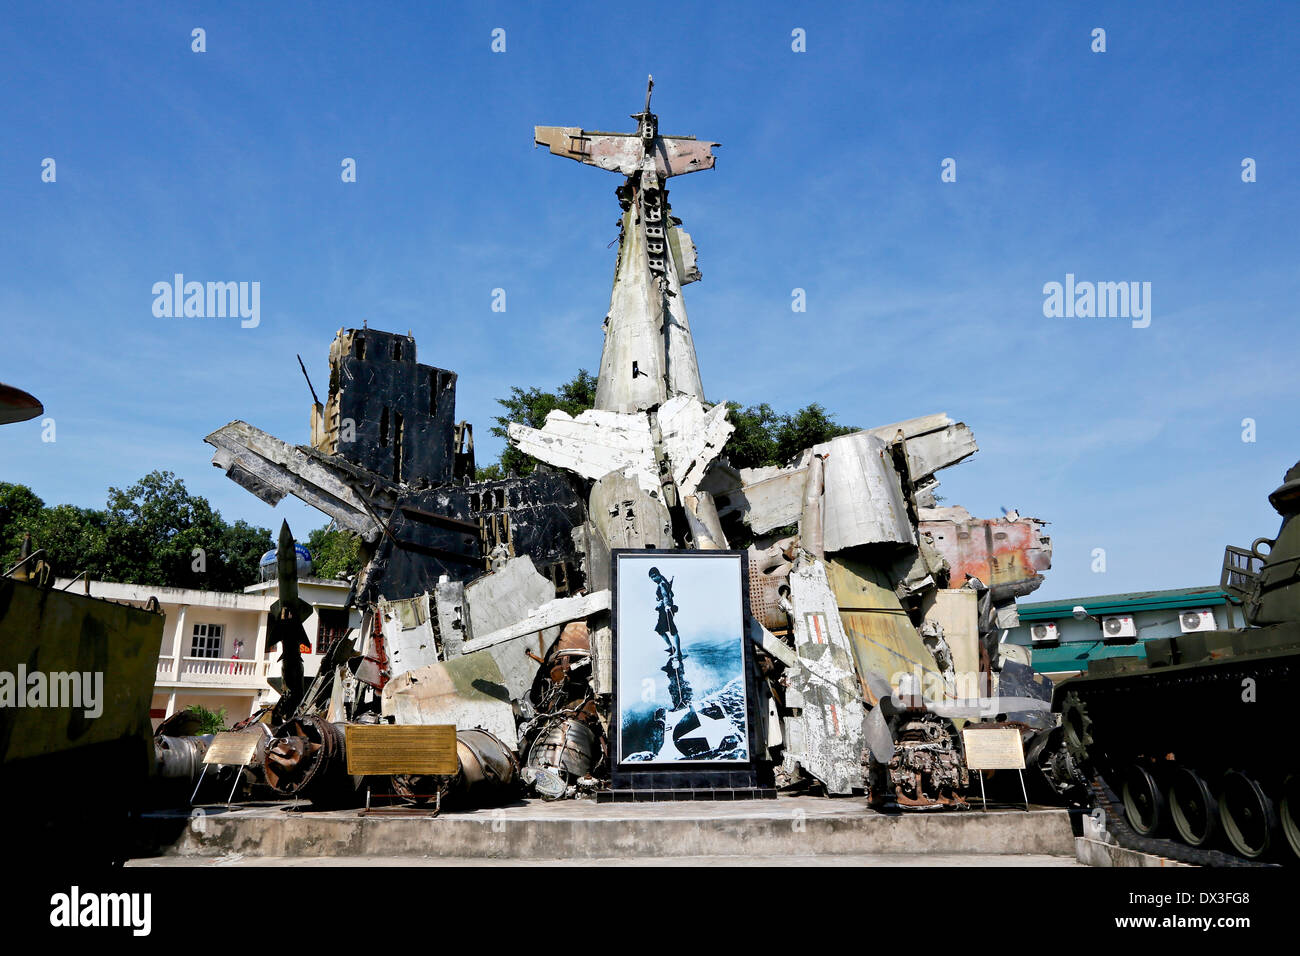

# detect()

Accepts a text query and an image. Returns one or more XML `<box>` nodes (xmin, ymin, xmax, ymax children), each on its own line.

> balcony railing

<box><xmin>156</xmin><ymin>655</ymin><xmax>267</xmax><ymax>685</ymax></box>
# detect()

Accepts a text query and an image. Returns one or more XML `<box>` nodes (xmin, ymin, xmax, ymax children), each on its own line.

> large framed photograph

<box><xmin>611</xmin><ymin>550</ymin><xmax>760</xmax><ymax>791</ymax></box>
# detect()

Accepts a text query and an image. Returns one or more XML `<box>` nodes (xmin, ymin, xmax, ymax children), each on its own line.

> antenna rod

<box><xmin>297</xmin><ymin>354</ymin><xmax>321</xmax><ymax>406</ymax></box>
<box><xmin>643</xmin><ymin>74</ymin><xmax>654</xmax><ymax>114</ymax></box>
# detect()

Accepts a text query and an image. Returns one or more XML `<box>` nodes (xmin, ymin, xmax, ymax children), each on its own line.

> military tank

<box><xmin>1053</xmin><ymin>459</ymin><xmax>1300</xmax><ymax>864</ymax></box>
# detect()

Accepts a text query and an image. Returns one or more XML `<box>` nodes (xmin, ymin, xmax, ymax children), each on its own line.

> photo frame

<box><xmin>609</xmin><ymin>549</ymin><xmax>764</xmax><ymax>795</ymax></box>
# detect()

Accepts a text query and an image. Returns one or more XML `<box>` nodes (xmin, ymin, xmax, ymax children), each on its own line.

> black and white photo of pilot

<box><xmin>616</xmin><ymin>552</ymin><xmax>749</xmax><ymax>763</ymax></box>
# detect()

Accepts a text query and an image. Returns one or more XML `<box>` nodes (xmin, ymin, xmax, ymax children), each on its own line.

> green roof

<box><xmin>1030</xmin><ymin>642</ymin><xmax>1147</xmax><ymax>672</ymax></box>
<box><xmin>1017</xmin><ymin>586</ymin><xmax>1230</xmax><ymax>622</ymax></box>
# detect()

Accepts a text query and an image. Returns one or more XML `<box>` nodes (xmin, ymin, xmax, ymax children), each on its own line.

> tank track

<box><xmin>1088</xmin><ymin>772</ymin><xmax>1278</xmax><ymax>868</ymax></box>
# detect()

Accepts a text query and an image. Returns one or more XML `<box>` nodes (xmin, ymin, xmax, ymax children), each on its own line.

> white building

<box><xmin>55</xmin><ymin>576</ymin><xmax>358</xmax><ymax>729</ymax></box>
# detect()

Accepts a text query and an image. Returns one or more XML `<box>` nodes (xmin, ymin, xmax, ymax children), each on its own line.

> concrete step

<box><xmin>1075</xmin><ymin>837</ymin><xmax>1194</xmax><ymax>868</ymax></box>
<box><xmin>141</xmin><ymin>796</ymin><xmax>1077</xmax><ymax>861</ymax></box>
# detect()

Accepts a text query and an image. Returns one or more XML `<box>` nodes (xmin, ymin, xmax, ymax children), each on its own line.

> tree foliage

<box><xmin>724</xmin><ymin>401</ymin><xmax>859</xmax><ymax>469</ymax></box>
<box><xmin>306</xmin><ymin>523</ymin><xmax>365</xmax><ymax>579</ymax></box>
<box><xmin>0</xmin><ymin>472</ymin><xmax>271</xmax><ymax>591</ymax></box>
<box><xmin>183</xmin><ymin>704</ymin><xmax>229</xmax><ymax>734</ymax></box>
<box><xmin>483</xmin><ymin>369</ymin><xmax>598</xmax><ymax>478</ymax></box>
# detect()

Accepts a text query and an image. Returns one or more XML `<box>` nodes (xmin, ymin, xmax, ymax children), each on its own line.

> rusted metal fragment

<box><xmin>657</xmin><ymin>395</ymin><xmax>734</xmax><ymax>498</ymax></box>
<box><xmin>918</xmin><ymin>505</ymin><xmax>1052</xmax><ymax>604</ymax></box>
<box><xmin>887</xmin><ymin>529</ymin><xmax>949</xmax><ymax>598</ymax></box>
<box><xmin>800</xmin><ymin>452</ymin><xmax>826</xmax><ymax>558</ymax></box>
<box><xmin>462</xmin><ymin>556</ymin><xmax>560</xmax><ymax>699</ymax></box>
<box><xmin>464</xmin><ymin>555</ymin><xmax>556</xmax><ymax>637</ymax></box>
<box><xmin>824</xmin><ymin>555</ymin><xmax>948</xmax><ymax>705</ymax></box>
<box><xmin>458</xmin><ymin>590</ymin><xmax>612</xmax><ymax>655</ymax></box>
<box><xmin>668</xmin><ymin>225</ymin><xmax>700</xmax><ymax>284</ymax></box>
<box><xmin>524</xmin><ymin>717</ymin><xmax>600</xmax><ymax>799</ymax></box>
<box><xmin>433</xmin><ymin>577</ymin><xmax>469</xmax><ymax>657</ymax></box>
<box><xmin>594</xmin><ymin>205</ymin><xmax>706</xmax><ymax>412</ymax></box>
<box><xmin>865</xmin><ymin>413</ymin><xmax>977</xmax><ymax>483</ymax></box>
<box><xmin>264</xmin><ymin>716</ymin><xmax>360</xmax><ymax>807</ymax></box>
<box><xmin>379</xmin><ymin>592</ymin><xmax>440</xmax><ymax>679</ymax></box>
<box><xmin>507</xmin><ymin>408</ymin><xmax>658</xmax><ymax>492</ymax></box>
<box><xmin>393</xmin><ymin>728</ymin><xmax>519</xmax><ymax>808</ymax></box>
<box><xmin>810</xmin><ymin>432</ymin><xmax>915</xmax><ymax>552</ymax></box>
<box><xmin>746</xmin><ymin>616</ymin><xmax>797</xmax><ymax>669</ymax></box>
<box><xmin>589</xmin><ymin>471</ymin><xmax>673</xmax><ymax>550</ymax></box>
<box><xmin>683</xmin><ymin>491</ymin><xmax>728</xmax><ymax>550</ymax></box>
<box><xmin>719</xmin><ymin>463</ymin><xmax>809</xmax><ymax>534</ymax></box>
<box><xmin>572</xmin><ymin>520</ymin><xmax>611</xmax><ymax>593</ymax></box>
<box><xmin>884</xmin><ymin>713</ymin><xmax>969</xmax><ymax>808</ymax></box>
<box><xmin>533</xmin><ymin>127</ymin><xmax>719</xmax><ymax>179</ymax></box>
<box><xmin>382</xmin><ymin>654</ymin><xmax>518</xmax><ymax>750</ymax></box>
<box><xmin>782</xmin><ymin>558</ymin><xmax>866</xmax><ymax>794</ymax></box>
<box><xmin>747</xmin><ymin>538</ymin><xmax>795</xmax><ymax>633</ymax></box>
<box><xmin>204</xmin><ymin>420</ymin><xmax>384</xmax><ymax>540</ymax></box>
<box><xmin>919</xmin><ymin>588</ymin><xmax>981</xmax><ymax>700</ymax></box>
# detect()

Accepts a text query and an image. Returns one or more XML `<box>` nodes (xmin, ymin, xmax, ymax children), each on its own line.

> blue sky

<box><xmin>2</xmin><ymin>2</ymin><xmax>1297</xmax><ymax>600</ymax></box>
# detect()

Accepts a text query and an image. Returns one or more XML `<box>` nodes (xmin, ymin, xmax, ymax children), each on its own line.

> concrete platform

<box><xmin>1074</xmin><ymin>836</ymin><xmax>1193</xmax><ymax>868</ymax></box>
<box><xmin>129</xmin><ymin>852</ymin><xmax>1081</xmax><ymax>867</ymax></box>
<box><xmin>139</xmin><ymin>796</ymin><xmax>1077</xmax><ymax>862</ymax></box>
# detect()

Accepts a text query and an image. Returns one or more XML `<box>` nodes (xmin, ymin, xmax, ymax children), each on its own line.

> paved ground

<box><xmin>136</xmin><ymin>795</ymin><xmax>1081</xmax><ymax>864</ymax></box>
<box><xmin>128</xmin><ymin>852</ymin><xmax>1082</xmax><ymax>867</ymax></box>
<box><xmin>145</xmin><ymin>794</ymin><xmax>1058</xmax><ymax>821</ymax></box>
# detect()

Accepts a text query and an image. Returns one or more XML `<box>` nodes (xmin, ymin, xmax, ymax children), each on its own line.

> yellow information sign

<box><xmin>344</xmin><ymin>724</ymin><xmax>458</xmax><ymax>775</ymax></box>
<box><xmin>961</xmin><ymin>727</ymin><xmax>1026</xmax><ymax>770</ymax></box>
<box><xmin>203</xmin><ymin>731</ymin><xmax>262</xmax><ymax>766</ymax></box>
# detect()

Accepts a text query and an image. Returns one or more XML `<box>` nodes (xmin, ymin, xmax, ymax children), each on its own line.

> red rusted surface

<box><xmin>920</xmin><ymin>511</ymin><xmax>1052</xmax><ymax>603</ymax></box>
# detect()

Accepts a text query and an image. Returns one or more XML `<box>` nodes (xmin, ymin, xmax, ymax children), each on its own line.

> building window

<box><xmin>190</xmin><ymin>623</ymin><xmax>224</xmax><ymax>658</ymax></box>
<box><xmin>316</xmin><ymin>608</ymin><xmax>350</xmax><ymax>654</ymax></box>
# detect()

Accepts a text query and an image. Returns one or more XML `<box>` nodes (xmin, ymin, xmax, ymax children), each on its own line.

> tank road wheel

<box><xmin>1122</xmin><ymin>764</ymin><xmax>1166</xmax><ymax>836</ymax></box>
<box><xmin>1219</xmin><ymin>771</ymin><xmax>1278</xmax><ymax>860</ymax></box>
<box><xmin>1060</xmin><ymin>692</ymin><xmax>1093</xmax><ymax>764</ymax></box>
<box><xmin>1169</xmin><ymin>767</ymin><xmax>1219</xmax><ymax>847</ymax></box>
<box><xmin>1280</xmin><ymin>775</ymin><xmax>1300</xmax><ymax>863</ymax></box>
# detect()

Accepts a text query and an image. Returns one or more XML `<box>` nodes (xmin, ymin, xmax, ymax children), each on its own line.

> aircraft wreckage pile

<box><xmin>175</xmin><ymin>80</ymin><xmax>1065</xmax><ymax>811</ymax></box>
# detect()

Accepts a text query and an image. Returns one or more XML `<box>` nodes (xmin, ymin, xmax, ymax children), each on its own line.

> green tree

<box><xmin>721</xmin><ymin>402</ymin><xmax>782</xmax><ymax>470</ymax></box>
<box><xmin>306</xmin><ymin>523</ymin><xmax>365</xmax><ymax>579</ymax></box>
<box><xmin>724</xmin><ymin>401</ymin><xmax>856</xmax><ymax>469</ymax></box>
<box><xmin>217</xmin><ymin>519</ymin><xmax>276</xmax><ymax>591</ymax></box>
<box><xmin>486</xmin><ymin>368</ymin><xmax>598</xmax><ymax>477</ymax></box>
<box><xmin>32</xmin><ymin>504</ymin><xmax>111</xmax><ymax>579</ymax></box>
<box><xmin>0</xmin><ymin>482</ymin><xmax>46</xmax><ymax>570</ymax></box>
<box><xmin>104</xmin><ymin>471</ymin><xmax>231</xmax><ymax>589</ymax></box>
<box><xmin>772</xmin><ymin>402</ymin><xmax>858</xmax><ymax>465</ymax></box>
<box><xmin>2</xmin><ymin>473</ymin><xmax>271</xmax><ymax>591</ymax></box>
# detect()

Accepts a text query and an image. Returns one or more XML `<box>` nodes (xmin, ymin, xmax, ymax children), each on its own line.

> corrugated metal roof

<box><xmin>1030</xmin><ymin>641</ymin><xmax>1148</xmax><ymax>672</ymax></box>
<box><xmin>1017</xmin><ymin>585</ymin><xmax>1230</xmax><ymax>621</ymax></box>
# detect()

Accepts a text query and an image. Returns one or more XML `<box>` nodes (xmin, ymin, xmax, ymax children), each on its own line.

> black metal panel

<box><xmin>331</xmin><ymin>329</ymin><xmax>458</xmax><ymax>486</ymax></box>
<box><xmin>356</xmin><ymin>470</ymin><xmax>588</xmax><ymax>604</ymax></box>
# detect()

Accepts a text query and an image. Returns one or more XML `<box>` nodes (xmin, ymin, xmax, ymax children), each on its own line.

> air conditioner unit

<box><xmin>1101</xmin><ymin>614</ymin><xmax>1137</xmax><ymax>642</ymax></box>
<box><xmin>1030</xmin><ymin>622</ymin><xmax>1059</xmax><ymax>644</ymax></box>
<box><xmin>1179</xmin><ymin>608</ymin><xmax>1217</xmax><ymax>633</ymax></box>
